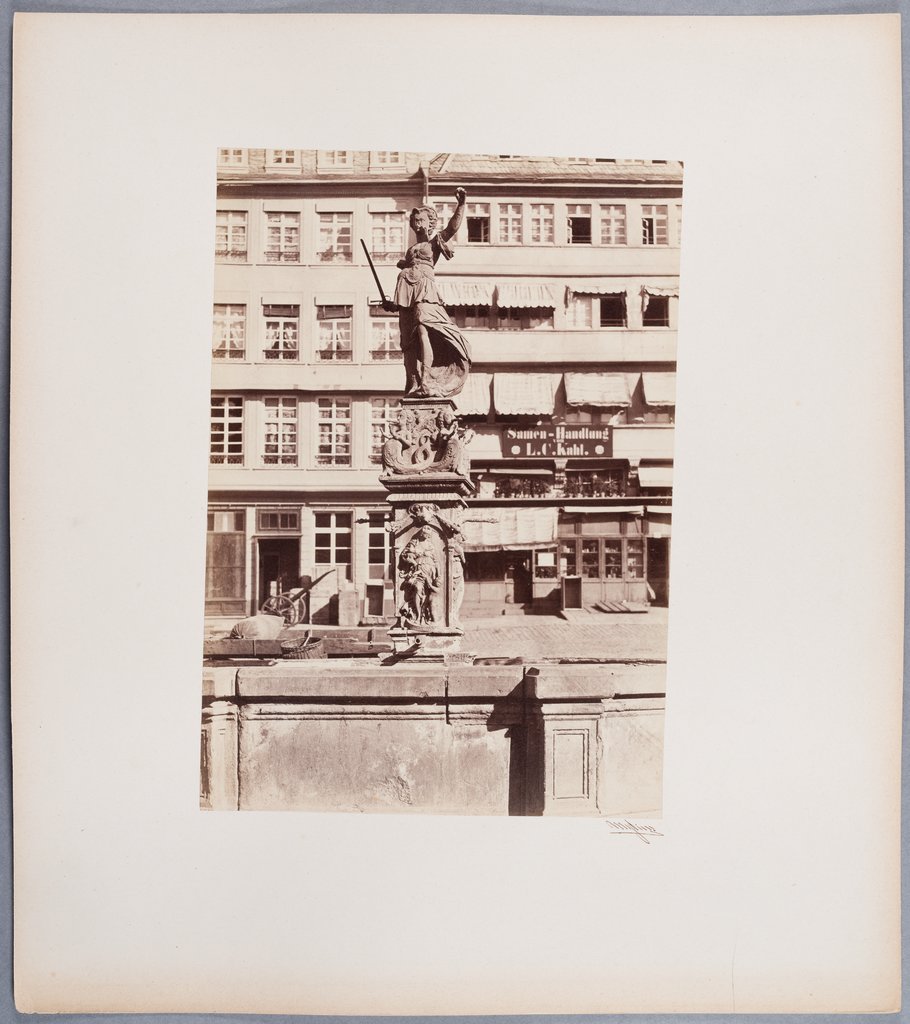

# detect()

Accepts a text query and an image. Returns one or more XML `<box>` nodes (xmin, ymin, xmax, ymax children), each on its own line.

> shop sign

<box><xmin>502</xmin><ymin>425</ymin><xmax>612</xmax><ymax>458</ymax></box>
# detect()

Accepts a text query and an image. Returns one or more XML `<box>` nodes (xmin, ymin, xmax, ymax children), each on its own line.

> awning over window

<box><xmin>638</xmin><ymin>465</ymin><xmax>674</xmax><ymax>488</ymax></box>
<box><xmin>493</xmin><ymin>372</ymin><xmax>562</xmax><ymax>415</ymax></box>
<box><xmin>641</xmin><ymin>284</ymin><xmax>679</xmax><ymax>312</ymax></box>
<box><xmin>435</xmin><ymin>278</ymin><xmax>495</xmax><ymax>306</ymax></box>
<box><xmin>567</xmin><ymin>279</ymin><xmax>630</xmax><ymax>298</ymax></box>
<box><xmin>562</xmin><ymin>506</ymin><xmax>644</xmax><ymax>515</ymax></box>
<box><xmin>646</xmin><ymin>505</ymin><xmax>673</xmax><ymax>515</ymax></box>
<box><xmin>564</xmin><ymin>372</ymin><xmax>632</xmax><ymax>407</ymax></box>
<box><xmin>453</xmin><ymin>372</ymin><xmax>492</xmax><ymax>416</ymax></box>
<box><xmin>463</xmin><ymin>507</ymin><xmax>559</xmax><ymax>551</ymax></box>
<box><xmin>495</xmin><ymin>281</ymin><xmax>561</xmax><ymax>308</ymax></box>
<box><xmin>641</xmin><ymin>372</ymin><xmax>677</xmax><ymax>406</ymax></box>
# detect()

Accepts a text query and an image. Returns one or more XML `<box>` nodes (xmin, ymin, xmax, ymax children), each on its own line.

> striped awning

<box><xmin>567</xmin><ymin>279</ymin><xmax>630</xmax><ymax>297</ymax></box>
<box><xmin>493</xmin><ymin>372</ymin><xmax>562</xmax><ymax>415</ymax></box>
<box><xmin>495</xmin><ymin>281</ymin><xmax>562</xmax><ymax>308</ymax></box>
<box><xmin>435</xmin><ymin>278</ymin><xmax>495</xmax><ymax>306</ymax></box>
<box><xmin>564</xmin><ymin>372</ymin><xmax>632</xmax><ymax>407</ymax></box>
<box><xmin>463</xmin><ymin>507</ymin><xmax>559</xmax><ymax>551</ymax></box>
<box><xmin>641</xmin><ymin>372</ymin><xmax>677</xmax><ymax>406</ymax></box>
<box><xmin>453</xmin><ymin>372</ymin><xmax>492</xmax><ymax>416</ymax></box>
<box><xmin>639</xmin><ymin>465</ymin><xmax>674</xmax><ymax>488</ymax></box>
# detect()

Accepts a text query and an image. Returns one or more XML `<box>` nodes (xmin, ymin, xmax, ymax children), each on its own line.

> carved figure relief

<box><xmin>392</xmin><ymin>503</ymin><xmax>467</xmax><ymax>630</ymax></box>
<box><xmin>382</xmin><ymin>405</ymin><xmax>473</xmax><ymax>477</ymax></box>
<box><xmin>397</xmin><ymin>526</ymin><xmax>444</xmax><ymax>627</ymax></box>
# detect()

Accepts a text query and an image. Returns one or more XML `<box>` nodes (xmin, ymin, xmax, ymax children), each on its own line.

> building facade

<box><xmin>206</xmin><ymin>149</ymin><xmax>679</xmax><ymax>624</ymax></box>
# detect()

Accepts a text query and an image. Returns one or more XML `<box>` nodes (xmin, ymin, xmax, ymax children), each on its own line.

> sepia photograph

<box><xmin>201</xmin><ymin>149</ymin><xmax>680</xmax><ymax>816</ymax></box>
<box><xmin>11</xmin><ymin>10</ymin><xmax>901</xmax><ymax>1015</ymax></box>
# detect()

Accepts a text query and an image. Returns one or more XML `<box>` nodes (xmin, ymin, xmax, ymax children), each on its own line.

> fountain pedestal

<box><xmin>378</xmin><ymin>397</ymin><xmax>474</xmax><ymax>660</ymax></box>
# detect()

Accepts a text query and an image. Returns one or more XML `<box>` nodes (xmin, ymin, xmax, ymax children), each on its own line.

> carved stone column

<box><xmin>379</xmin><ymin>397</ymin><xmax>474</xmax><ymax>659</ymax></box>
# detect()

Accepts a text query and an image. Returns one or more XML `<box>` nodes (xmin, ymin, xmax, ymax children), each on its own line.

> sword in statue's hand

<box><xmin>360</xmin><ymin>239</ymin><xmax>392</xmax><ymax>307</ymax></box>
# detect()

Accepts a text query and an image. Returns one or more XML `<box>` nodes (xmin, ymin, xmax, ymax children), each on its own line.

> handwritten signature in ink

<box><xmin>606</xmin><ymin>819</ymin><xmax>663</xmax><ymax>844</ymax></box>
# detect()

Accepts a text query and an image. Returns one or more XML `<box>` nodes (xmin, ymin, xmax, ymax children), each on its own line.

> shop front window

<box><xmin>559</xmin><ymin>540</ymin><xmax>578</xmax><ymax>576</ymax></box>
<box><xmin>626</xmin><ymin>539</ymin><xmax>645</xmax><ymax>578</ymax></box>
<box><xmin>533</xmin><ymin>548</ymin><xmax>558</xmax><ymax>580</ymax></box>
<box><xmin>581</xmin><ymin>540</ymin><xmax>600</xmax><ymax>578</ymax></box>
<box><xmin>603</xmin><ymin>539</ymin><xmax>622</xmax><ymax>579</ymax></box>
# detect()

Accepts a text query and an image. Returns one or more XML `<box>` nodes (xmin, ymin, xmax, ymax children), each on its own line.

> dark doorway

<box><xmin>507</xmin><ymin>554</ymin><xmax>532</xmax><ymax>605</ymax></box>
<box><xmin>646</xmin><ymin>537</ymin><xmax>670</xmax><ymax>606</ymax></box>
<box><xmin>257</xmin><ymin>538</ymin><xmax>300</xmax><ymax>608</ymax></box>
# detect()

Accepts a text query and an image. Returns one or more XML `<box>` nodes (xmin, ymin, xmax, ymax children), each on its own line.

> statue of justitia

<box><xmin>381</xmin><ymin>187</ymin><xmax>472</xmax><ymax>399</ymax></box>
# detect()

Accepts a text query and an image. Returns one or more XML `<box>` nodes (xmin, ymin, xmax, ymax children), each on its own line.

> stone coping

<box><xmin>203</xmin><ymin>662</ymin><xmax>666</xmax><ymax>701</ymax></box>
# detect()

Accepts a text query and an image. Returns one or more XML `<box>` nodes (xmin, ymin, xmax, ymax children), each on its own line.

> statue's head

<box><xmin>410</xmin><ymin>206</ymin><xmax>438</xmax><ymax>236</ymax></box>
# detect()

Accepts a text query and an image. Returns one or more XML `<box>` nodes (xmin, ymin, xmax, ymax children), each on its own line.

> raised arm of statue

<box><xmin>440</xmin><ymin>187</ymin><xmax>467</xmax><ymax>242</ymax></box>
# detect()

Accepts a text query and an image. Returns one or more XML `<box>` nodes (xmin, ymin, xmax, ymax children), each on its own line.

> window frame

<box><xmin>567</xmin><ymin>203</ymin><xmax>593</xmax><ymax>245</ymax></box>
<box><xmin>262</xmin><ymin>304</ymin><xmax>300</xmax><ymax>361</ymax></box>
<box><xmin>217</xmin><ymin>148</ymin><xmax>247</xmax><ymax>169</ymax></box>
<box><xmin>257</xmin><ymin>509</ymin><xmax>301</xmax><ymax>532</ymax></box>
<box><xmin>315</xmin><ymin>397</ymin><xmax>353</xmax><ymax>467</ymax></box>
<box><xmin>367</xmin><ymin>509</ymin><xmax>393</xmax><ymax>579</ymax></box>
<box><xmin>529</xmin><ymin>203</ymin><xmax>555</xmax><ymax>245</ymax></box>
<box><xmin>317</xmin><ymin>150</ymin><xmax>353</xmax><ymax>170</ymax></box>
<box><xmin>369</xmin><ymin>211</ymin><xmax>407</xmax><ymax>263</ymax></box>
<box><xmin>599</xmin><ymin>204</ymin><xmax>628</xmax><ymax>246</ymax></box>
<box><xmin>315</xmin><ymin>304</ymin><xmax>354</xmax><ymax>361</ymax></box>
<box><xmin>215</xmin><ymin>210</ymin><xmax>248</xmax><ymax>263</ymax></box>
<box><xmin>369</xmin><ymin>151</ymin><xmax>405</xmax><ymax>170</ymax></box>
<box><xmin>317</xmin><ymin>212</ymin><xmax>354</xmax><ymax>263</ymax></box>
<box><xmin>210</xmin><ymin>395</ymin><xmax>244</xmax><ymax>465</ymax></box>
<box><xmin>369</xmin><ymin>397</ymin><xmax>398</xmax><ymax>464</ymax></box>
<box><xmin>465</xmin><ymin>202</ymin><xmax>491</xmax><ymax>244</ymax></box>
<box><xmin>313</xmin><ymin>509</ymin><xmax>353</xmax><ymax>576</ymax></box>
<box><xmin>641</xmin><ymin>204</ymin><xmax>669</xmax><ymax>246</ymax></box>
<box><xmin>497</xmin><ymin>202</ymin><xmax>523</xmax><ymax>244</ymax></box>
<box><xmin>266</xmin><ymin>149</ymin><xmax>299</xmax><ymax>168</ymax></box>
<box><xmin>264</xmin><ymin>211</ymin><xmax>301</xmax><ymax>264</ymax></box>
<box><xmin>261</xmin><ymin>395</ymin><xmax>299</xmax><ymax>467</ymax></box>
<box><xmin>212</xmin><ymin>303</ymin><xmax>247</xmax><ymax>360</ymax></box>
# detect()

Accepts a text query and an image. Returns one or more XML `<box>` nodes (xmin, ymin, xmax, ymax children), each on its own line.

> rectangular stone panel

<box><xmin>237</xmin><ymin>703</ymin><xmax>511</xmax><ymax>814</ymax></box>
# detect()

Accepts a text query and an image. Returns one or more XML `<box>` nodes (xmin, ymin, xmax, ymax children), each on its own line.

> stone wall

<box><xmin>201</xmin><ymin>661</ymin><xmax>665</xmax><ymax>816</ymax></box>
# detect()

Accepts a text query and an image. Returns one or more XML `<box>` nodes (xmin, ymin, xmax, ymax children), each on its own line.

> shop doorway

<box><xmin>646</xmin><ymin>537</ymin><xmax>670</xmax><ymax>606</ymax></box>
<box><xmin>463</xmin><ymin>550</ymin><xmax>533</xmax><ymax>615</ymax></box>
<box><xmin>257</xmin><ymin>538</ymin><xmax>301</xmax><ymax>609</ymax></box>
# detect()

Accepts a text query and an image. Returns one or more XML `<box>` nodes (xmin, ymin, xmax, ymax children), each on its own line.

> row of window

<box><xmin>210</xmin><ymin>394</ymin><xmax>395</xmax><ymax>467</ymax></box>
<box><xmin>212</xmin><ymin>292</ymin><xmax>675</xmax><ymax>362</ymax></box>
<box><xmin>219</xmin><ymin>149</ymin><xmax>405</xmax><ymax>170</ymax></box>
<box><xmin>215</xmin><ymin>201</ymin><xmax>682</xmax><ymax>264</ymax></box>
<box><xmin>208</xmin><ymin>507</ymin><xmax>658</xmax><ymax>588</ymax></box>
<box><xmin>207</xmin><ymin>507</ymin><xmax>387</xmax><ymax>581</ymax></box>
<box><xmin>435</xmin><ymin>201</ymin><xmax>678</xmax><ymax>247</ymax></box>
<box><xmin>210</xmin><ymin>395</ymin><xmax>674</xmax><ymax>470</ymax></box>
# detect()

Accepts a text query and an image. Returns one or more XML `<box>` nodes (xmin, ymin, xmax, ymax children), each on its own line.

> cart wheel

<box><xmin>284</xmin><ymin>598</ymin><xmax>300</xmax><ymax>627</ymax></box>
<box><xmin>262</xmin><ymin>594</ymin><xmax>296</xmax><ymax>624</ymax></box>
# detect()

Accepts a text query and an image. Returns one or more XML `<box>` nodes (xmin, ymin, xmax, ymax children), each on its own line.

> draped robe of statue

<box><xmin>392</xmin><ymin>235</ymin><xmax>471</xmax><ymax>399</ymax></box>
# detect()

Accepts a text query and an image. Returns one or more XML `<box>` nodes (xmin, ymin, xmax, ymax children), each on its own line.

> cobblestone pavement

<box><xmin>462</xmin><ymin>612</ymin><xmax>668</xmax><ymax>662</ymax></box>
